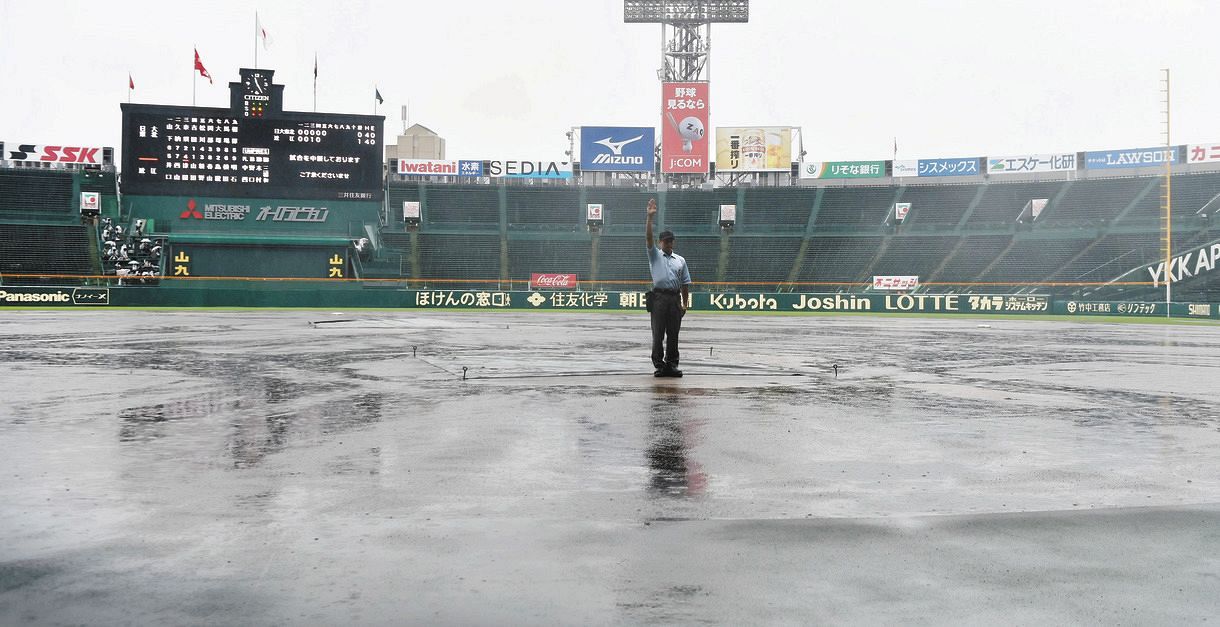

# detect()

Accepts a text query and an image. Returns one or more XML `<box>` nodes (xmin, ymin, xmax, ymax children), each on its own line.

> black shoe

<box><xmin>665</xmin><ymin>367</ymin><xmax>683</xmax><ymax>378</ymax></box>
<box><xmin>654</xmin><ymin>368</ymin><xmax>666</xmax><ymax>377</ymax></box>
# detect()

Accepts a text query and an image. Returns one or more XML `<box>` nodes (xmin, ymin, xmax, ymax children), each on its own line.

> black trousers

<box><xmin>650</xmin><ymin>291</ymin><xmax>684</xmax><ymax>369</ymax></box>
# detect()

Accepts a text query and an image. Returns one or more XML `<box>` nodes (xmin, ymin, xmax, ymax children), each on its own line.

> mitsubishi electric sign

<box><xmin>580</xmin><ymin>126</ymin><xmax>655</xmax><ymax>172</ymax></box>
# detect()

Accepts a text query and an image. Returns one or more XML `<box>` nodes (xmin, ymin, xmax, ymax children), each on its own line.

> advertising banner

<box><xmin>529</xmin><ymin>274</ymin><xmax>578</xmax><ymax>290</ymax></box>
<box><xmin>397</xmin><ymin>158</ymin><xmax>458</xmax><ymax>176</ymax></box>
<box><xmin>901</xmin><ymin>157</ymin><xmax>982</xmax><ymax>178</ymax></box>
<box><xmin>872</xmin><ymin>276</ymin><xmax>918</xmax><ymax>290</ymax></box>
<box><xmin>893</xmin><ymin>160</ymin><xmax>920</xmax><ymax>177</ymax></box>
<box><xmin>4</xmin><ymin>143</ymin><xmax>105</xmax><ymax>164</ymax></box>
<box><xmin>987</xmin><ymin>153</ymin><xmax>1076</xmax><ymax>174</ymax></box>
<box><xmin>799</xmin><ymin>161</ymin><xmax>885</xmax><ymax>179</ymax></box>
<box><xmin>661</xmin><ymin>82</ymin><xmax>710</xmax><ymax>174</ymax></box>
<box><xmin>0</xmin><ymin>287</ymin><xmax>110</xmax><ymax>306</ymax></box>
<box><xmin>41</xmin><ymin>286</ymin><xmax>1216</xmax><ymax>319</ymax></box>
<box><xmin>123</xmin><ymin>194</ymin><xmax>377</xmax><ymax>236</ymax></box>
<box><xmin>893</xmin><ymin>203</ymin><xmax>911</xmax><ymax>221</ymax></box>
<box><xmin>1142</xmin><ymin>241</ymin><xmax>1220</xmax><ymax>288</ymax></box>
<box><xmin>1084</xmin><ymin>146</ymin><xmax>1179</xmax><ymax>169</ymax></box>
<box><xmin>579</xmin><ymin>126</ymin><xmax>655</xmax><ymax>172</ymax></box>
<box><xmin>80</xmin><ymin>192</ymin><xmax>101</xmax><ymax>213</ymax></box>
<box><xmin>586</xmin><ymin>204</ymin><xmax>603</xmax><ymax>221</ymax></box>
<box><xmin>714</xmin><ymin>127</ymin><xmax>791</xmax><ymax>171</ymax></box>
<box><xmin>485</xmin><ymin>159</ymin><xmax>571</xmax><ymax>179</ymax></box>
<box><xmin>1186</xmin><ymin>143</ymin><xmax>1220</xmax><ymax>164</ymax></box>
<box><xmin>397</xmin><ymin>159</ymin><xmax>483</xmax><ymax>177</ymax></box>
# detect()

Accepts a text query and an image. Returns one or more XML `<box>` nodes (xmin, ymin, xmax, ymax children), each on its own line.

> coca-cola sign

<box><xmin>530</xmin><ymin>273</ymin><xmax>578</xmax><ymax>290</ymax></box>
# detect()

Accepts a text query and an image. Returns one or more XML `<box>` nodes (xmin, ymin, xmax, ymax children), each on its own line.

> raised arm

<box><xmin>645</xmin><ymin>198</ymin><xmax>657</xmax><ymax>248</ymax></box>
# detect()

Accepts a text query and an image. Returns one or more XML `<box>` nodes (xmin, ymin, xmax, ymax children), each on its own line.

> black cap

<box><xmin>658</xmin><ymin>230</ymin><xmax>675</xmax><ymax>241</ymax></box>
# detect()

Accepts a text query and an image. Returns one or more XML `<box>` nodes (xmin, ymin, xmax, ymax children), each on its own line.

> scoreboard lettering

<box><xmin>120</xmin><ymin>68</ymin><xmax>383</xmax><ymax>201</ymax></box>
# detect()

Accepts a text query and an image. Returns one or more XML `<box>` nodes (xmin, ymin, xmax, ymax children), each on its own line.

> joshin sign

<box><xmin>661</xmin><ymin>82</ymin><xmax>709</xmax><ymax>174</ymax></box>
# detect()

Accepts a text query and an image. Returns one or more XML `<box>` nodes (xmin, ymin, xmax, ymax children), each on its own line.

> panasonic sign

<box><xmin>580</xmin><ymin>126</ymin><xmax>655</xmax><ymax>172</ymax></box>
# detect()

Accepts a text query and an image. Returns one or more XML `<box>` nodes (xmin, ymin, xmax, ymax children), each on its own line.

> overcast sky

<box><xmin>1</xmin><ymin>0</ymin><xmax>1217</xmax><ymax>164</ymax></box>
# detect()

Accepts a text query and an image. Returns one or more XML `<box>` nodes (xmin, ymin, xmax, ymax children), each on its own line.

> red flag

<box><xmin>194</xmin><ymin>48</ymin><xmax>213</xmax><ymax>84</ymax></box>
<box><xmin>128</xmin><ymin>73</ymin><xmax>135</xmax><ymax>90</ymax></box>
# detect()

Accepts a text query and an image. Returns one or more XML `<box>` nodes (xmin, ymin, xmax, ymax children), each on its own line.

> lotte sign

<box><xmin>661</xmin><ymin>82</ymin><xmax>709</xmax><ymax>174</ymax></box>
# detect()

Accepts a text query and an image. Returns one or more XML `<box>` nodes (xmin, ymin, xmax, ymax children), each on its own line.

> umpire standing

<box><xmin>645</xmin><ymin>198</ymin><xmax>691</xmax><ymax>377</ymax></box>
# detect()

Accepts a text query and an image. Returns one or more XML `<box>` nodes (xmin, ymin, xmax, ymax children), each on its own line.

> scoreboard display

<box><xmin>121</xmin><ymin>68</ymin><xmax>383</xmax><ymax>201</ymax></box>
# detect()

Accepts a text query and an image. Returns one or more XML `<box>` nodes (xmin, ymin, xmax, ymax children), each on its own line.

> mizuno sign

<box><xmin>580</xmin><ymin>126</ymin><xmax>655</xmax><ymax>172</ymax></box>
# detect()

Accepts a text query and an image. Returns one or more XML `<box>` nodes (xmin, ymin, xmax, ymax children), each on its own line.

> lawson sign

<box><xmin>580</xmin><ymin>126</ymin><xmax>655</xmax><ymax>172</ymax></box>
<box><xmin>1084</xmin><ymin>146</ymin><xmax>1180</xmax><ymax>170</ymax></box>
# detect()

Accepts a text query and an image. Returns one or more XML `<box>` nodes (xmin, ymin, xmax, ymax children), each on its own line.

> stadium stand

<box><xmin>739</xmin><ymin>188</ymin><xmax>815</xmax><ymax>231</ymax></box>
<box><xmin>587</xmin><ymin>187</ymin><xmax>650</xmax><ymax>232</ymax></box>
<box><xmin>932</xmin><ymin>235</ymin><xmax>1015</xmax><ymax>284</ymax></box>
<box><xmin>870</xmin><ymin>236</ymin><xmax>960</xmax><ymax>279</ymax></box>
<box><xmin>425</xmin><ymin>185</ymin><xmax>500</xmax><ymax>227</ymax></box>
<box><xmin>1041</xmin><ymin>177</ymin><xmax>1150</xmax><ymax>226</ymax></box>
<box><xmin>0</xmin><ymin>169</ymin><xmax>74</xmax><ymax>214</ymax></box>
<box><xmin>506</xmin><ymin>188</ymin><xmax>583</xmax><ymax>230</ymax></box>
<box><xmin>979</xmin><ymin>236</ymin><xmax>1095</xmax><ymax>283</ymax></box>
<box><xmin>814</xmin><ymin>186</ymin><xmax>893</xmax><ymax>230</ymax></box>
<box><xmin>894</xmin><ymin>184</ymin><xmax>977</xmax><ymax>227</ymax></box>
<box><xmin>416</xmin><ymin>233</ymin><xmax>501</xmax><ymax>281</ymax></box>
<box><xmin>0</xmin><ymin>223</ymin><xmax>94</xmax><ymax>284</ymax></box>
<box><xmin>507</xmin><ymin>236</ymin><xmax>592</xmax><ymax>279</ymax></box>
<box><xmin>723</xmin><ymin>236</ymin><xmax>803</xmax><ymax>284</ymax></box>
<box><xmin>796</xmin><ymin>236</ymin><xmax>885</xmax><ymax>284</ymax></box>
<box><xmin>5</xmin><ymin>151</ymin><xmax>1218</xmax><ymax>302</ymax></box>
<box><xmin>964</xmin><ymin>181</ymin><xmax>1065</xmax><ymax>227</ymax></box>
<box><xmin>664</xmin><ymin>189</ymin><xmax>738</xmax><ymax>232</ymax></box>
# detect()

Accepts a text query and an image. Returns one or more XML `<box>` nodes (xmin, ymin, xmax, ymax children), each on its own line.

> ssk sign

<box><xmin>530</xmin><ymin>273</ymin><xmax>578</xmax><ymax>289</ymax></box>
<box><xmin>5</xmin><ymin>144</ymin><xmax>104</xmax><ymax>164</ymax></box>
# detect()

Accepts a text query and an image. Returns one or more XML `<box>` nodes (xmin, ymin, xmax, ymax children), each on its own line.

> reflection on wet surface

<box><xmin>646</xmin><ymin>387</ymin><xmax>706</xmax><ymax>498</ymax></box>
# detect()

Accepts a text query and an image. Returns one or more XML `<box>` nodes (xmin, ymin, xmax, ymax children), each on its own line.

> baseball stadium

<box><xmin>2</xmin><ymin>1</ymin><xmax>1219</xmax><ymax>624</ymax></box>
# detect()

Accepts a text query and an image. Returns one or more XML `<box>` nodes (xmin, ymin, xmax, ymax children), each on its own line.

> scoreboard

<box><xmin>121</xmin><ymin>68</ymin><xmax>383</xmax><ymax>201</ymax></box>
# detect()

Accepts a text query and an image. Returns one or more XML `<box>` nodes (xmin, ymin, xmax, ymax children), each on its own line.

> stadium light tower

<box><xmin>624</xmin><ymin>0</ymin><xmax>749</xmax><ymax>82</ymax></box>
